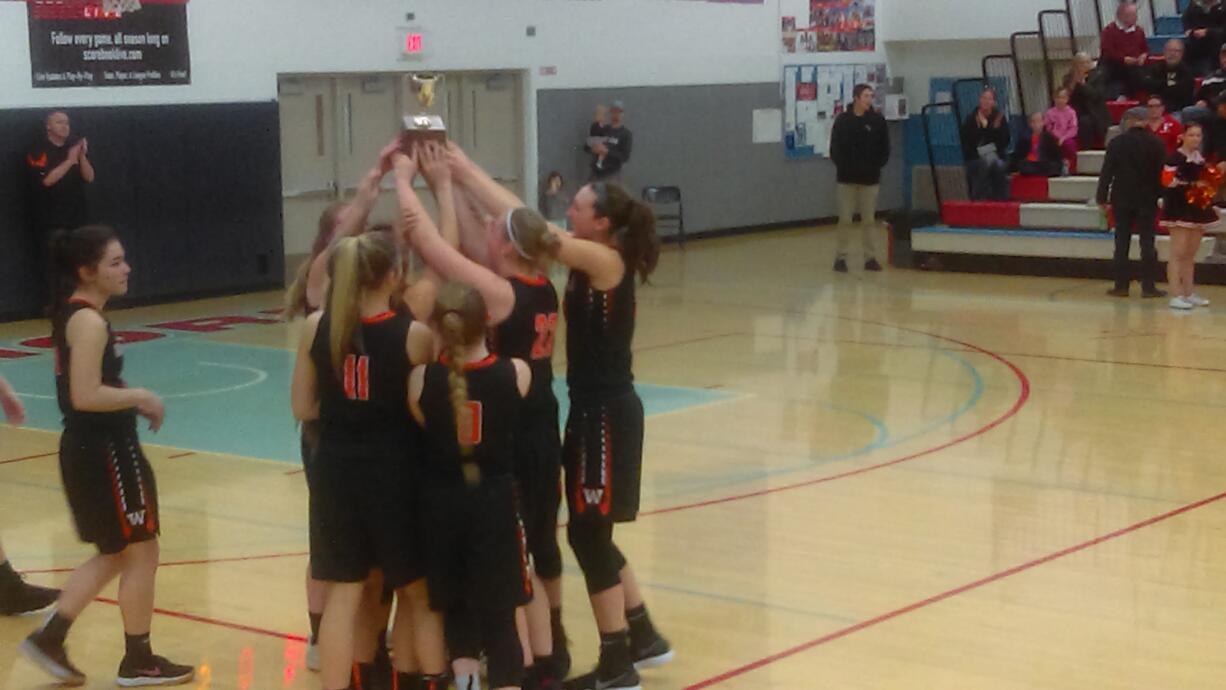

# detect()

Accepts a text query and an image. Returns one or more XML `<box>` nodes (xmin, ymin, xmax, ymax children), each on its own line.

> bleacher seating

<box><xmin>911</xmin><ymin>0</ymin><xmax>1218</xmax><ymax>270</ymax></box>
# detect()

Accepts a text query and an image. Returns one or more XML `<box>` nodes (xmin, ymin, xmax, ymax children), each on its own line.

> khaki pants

<box><xmin>836</xmin><ymin>183</ymin><xmax>879</xmax><ymax>260</ymax></box>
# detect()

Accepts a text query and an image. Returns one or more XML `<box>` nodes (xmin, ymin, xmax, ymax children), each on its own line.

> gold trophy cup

<box><xmin>401</xmin><ymin>73</ymin><xmax>447</xmax><ymax>148</ymax></box>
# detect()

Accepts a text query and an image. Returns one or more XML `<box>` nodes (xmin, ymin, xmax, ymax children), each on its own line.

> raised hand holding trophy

<box><xmin>401</xmin><ymin>73</ymin><xmax>447</xmax><ymax>149</ymax></box>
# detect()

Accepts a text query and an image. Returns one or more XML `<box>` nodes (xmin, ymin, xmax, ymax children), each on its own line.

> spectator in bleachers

<box><xmin>1045</xmin><ymin>87</ymin><xmax>1079</xmax><ymax>174</ymax></box>
<box><xmin>1101</xmin><ymin>2</ymin><xmax>1150</xmax><ymax>99</ymax></box>
<box><xmin>1202</xmin><ymin>93</ymin><xmax>1226</xmax><ymax>162</ymax></box>
<box><xmin>1189</xmin><ymin>45</ymin><xmax>1226</xmax><ymax>122</ymax></box>
<box><xmin>1146</xmin><ymin>94</ymin><xmax>1185</xmax><ymax>155</ymax></box>
<box><xmin>1145</xmin><ymin>40</ymin><xmax>1196</xmax><ymax>117</ymax></box>
<box><xmin>1012</xmin><ymin>113</ymin><xmax>1063</xmax><ymax>178</ymax></box>
<box><xmin>1065</xmin><ymin>53</ymin><xmax>1111</xmax><ymax>149</ymax></box>
<box><xmin>960</xmin><ymin>88</ymin><xmax>1011</xmax><ymax>200</ymax></box>
<box><xmin>1096</xmin><ymin>107</ymin><xmax>1167</xmax><ymax>298</ymax></box>
<box><xmin>1183</xmin><ymin>0</ymin><xmax>1225</xmax><ymax>76</ymax></box>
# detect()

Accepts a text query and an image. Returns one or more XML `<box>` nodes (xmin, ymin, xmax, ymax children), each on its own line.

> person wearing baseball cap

<box><xmin>1096</xmin><ymin>106</ymin><xmax>1168</xmax><ymax>298</ymax></box>
<box><xmin>588</xmin><ymin>100</ymin><xmax>633</xmax><ymax>182</ymax></box>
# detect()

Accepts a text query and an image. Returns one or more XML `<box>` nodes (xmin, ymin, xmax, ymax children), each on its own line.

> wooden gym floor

<box><xmin>2</xmin><ymin>225</ymin><xmax>1225</xmax><ymax>689</ymax></box>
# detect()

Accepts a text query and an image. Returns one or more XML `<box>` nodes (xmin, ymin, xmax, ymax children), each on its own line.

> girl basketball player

<box><xmin>21</xmin><ymin>226</ymin><xmax>195</xmax><ymax>687</ymax></box>
<box><xmin>0</xmin><ymin>376</ymin><xmax>61</xmax><ymax>617</ymax></box>
<box><xmin>397</xmin><ymin>144</ymin><xmax>565</xmax><ymax>690</ymax></box>
<box><xmin>407</xmin><ymin>281</ymin><xmax>533</xmax><ymax>690</ymax></box>
<box><xmin>446</xmin><ymin>147</ymin><xmax>671</xmax><ymax>690</ymax></box>
<box><xmin>285</xmin><ymin>139</ymin><xmax>421</xmax><ymax>676</ymax></box>
<box><xmin>290</xmin><ymin>229</ymin><xmax>448</xmax><ymax>690</ymax></box>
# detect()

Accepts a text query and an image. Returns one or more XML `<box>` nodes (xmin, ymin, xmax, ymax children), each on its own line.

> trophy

<box><xmin>401</xmin><ymin>73</ymin><xmax>447</xmax><ymax>149</ymax></box>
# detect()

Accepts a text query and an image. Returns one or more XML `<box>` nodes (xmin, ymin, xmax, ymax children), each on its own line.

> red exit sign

<box><xmin>404</xmin><ymin>33</ymin><xmax>424</xmax><ymax>54</ymax></box>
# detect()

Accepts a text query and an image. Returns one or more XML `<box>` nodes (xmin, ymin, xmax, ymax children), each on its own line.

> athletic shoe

<box><xmin>1189</xmin><ymin>293</ymin><xmax>1211</xmax><ymax>307</ymax></box>
<box><xmin>0</xmin><ymin>579</ymin><xmax>59</xmax><ymax>615</ymax></box>
<box><xmin>305</xmin><ymin>639</ymin><xmax>320</xmax><ymax>672</ymax></box>
<box><xmin>1106</xmin><ymin>287</ymin><xmax>1130</xmax><ymax>298</ymax></box>
<box><xmin>20</xmin><ymin>633</ymin><xmax>86</xmax><ymax>686</ymax></box>
<box><xmin>1170</xmin><ymin>296</ymin><xmax>1195</xmax><ymax>310</ymax></box>
<box><xmin>116</xmin><ymin>654</ymin><xmax>196</xmax><ymax>687</ymax></box>
<box><xmin>833</xmin><ymin>258</ymin><xmax>848</xmax><ymax>273</ymax></box>
<box><xmin>631</xmin><ymin>633</ymin><xmax>674</xmax><ymax>670</ymax></box>
<box><xmin>1142</xmin><ymin>288</ymin><xmax>1168</xmax><ymax>299</ymax></box>
<box><xmin>562</xmin><ymin>668</ymin><xmax>641</xmax><ymax>690</ymax></box>
<box><xmin>864</xmin><ymin>258</ymin><xmax>883</xmax><ymax>272</ymax></box>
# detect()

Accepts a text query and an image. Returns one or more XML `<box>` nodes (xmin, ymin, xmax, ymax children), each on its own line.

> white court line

<box><xmin>15</xmin><ymin>361</ymin><xmax>269</xmax><ymax>401</ymax></box>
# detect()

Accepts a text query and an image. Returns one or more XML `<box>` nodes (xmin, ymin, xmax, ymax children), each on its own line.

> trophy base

<box><xmin>401</xmin><ymin>115</ymin><xmax>447</xmax><ymax>149</ymax></box>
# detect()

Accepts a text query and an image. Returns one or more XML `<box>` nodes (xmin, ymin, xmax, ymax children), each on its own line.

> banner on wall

<box><xmin>783</xmin><ymin>63</ymin><xmax>886</xmax><ymax>159</ymax></box>
<box><xmin>27</xmin><ymin>0</ymin><xmax>191</xmax><ymax>88</ymax></box>
<box><xmin>781</xmin><ymin>0</ymin><xmax>875</xmax><ymax>54</ymax></box>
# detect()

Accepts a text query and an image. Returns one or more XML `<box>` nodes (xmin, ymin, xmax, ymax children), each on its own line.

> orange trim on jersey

<box><xmin>27</xmin><ymin>152</ymin><xmax>47</xmax><ymax>169</ymax></box>
<box><xmin>67</xmin><ymin>297</ymin><xmax>100</xmax><ymax>309</ymax></box>
<box><xmin>512</xmin><ymin>273</ymin><xmax>549</xmax><ymax>287</ymax></box>
<box><xmin>437</xmin><ymin>353</ymin><xmax>499</xmax><ymax>371</ymax></box>
<box><xmin>360</xmin><ymin>311</ymin><xmax>396</xmax><ymax>325</ymax></box>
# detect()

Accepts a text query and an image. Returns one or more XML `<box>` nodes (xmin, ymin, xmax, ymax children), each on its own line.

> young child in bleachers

<box><xmin>1045</xmin><ymin>87</ymin><xmax>1079</xmax><ymax>175</ymax></box>
<box><xmin>1012</xmin><ymin>112</ymin><xmax>1064</xmax><ymax>177</ymax></box>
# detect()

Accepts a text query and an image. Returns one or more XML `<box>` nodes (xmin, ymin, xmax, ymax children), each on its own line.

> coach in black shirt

<box><xmin>829</xmin><ymin>83</ymin><xmax>890</xmax><ymax>272</ymax></box>
<box><xmin>1096</xmin><ymin>107</ymin><xmax>1167</xmax><ymax>298</ymax></box>
<box><xmin>27</xmin><ymin>110</ymin><xmax>94</xmax><ymax>236</ymax></box>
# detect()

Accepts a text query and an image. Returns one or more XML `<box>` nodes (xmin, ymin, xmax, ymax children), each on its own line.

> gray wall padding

<box><xmin>536</xmin><ymin>83</ymin><xmax>903</xmax><ymax>237</ymax></box>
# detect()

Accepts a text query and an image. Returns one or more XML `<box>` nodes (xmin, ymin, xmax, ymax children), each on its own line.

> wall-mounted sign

<box><xmin>27</xmin><ymin>0</ymin><xmax>191</xmax><ymax>88</ymax></box>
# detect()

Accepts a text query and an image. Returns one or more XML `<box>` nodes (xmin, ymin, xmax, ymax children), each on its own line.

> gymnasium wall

<box><xmin>0</xmin><ymin>0</ymin><xmax>915</xmax><ymax>317</ymax></box>
<box><xmin>538</xmin><ymin>84</ymin><xmax>905</xmax><ymax>236</ymax></box>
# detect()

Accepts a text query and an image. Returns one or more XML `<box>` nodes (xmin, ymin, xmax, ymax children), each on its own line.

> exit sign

<box><xmin>404</xmin><ymin>33</ymin><xmax>424</xmax><ymax>54</ymax></box>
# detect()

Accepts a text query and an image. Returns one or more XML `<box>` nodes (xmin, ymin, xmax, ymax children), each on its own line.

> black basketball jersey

<box><xmin>490</xmin><ymin>275</ymin><xmax>559</xmax><ymax>412</ymax></box>
<box><xmin>310</xmin><ymin>309</ymin><xmax>414</xmax><ymax>454</ymax></box>
<box><xmin>564</xmin><ymin>268</ymin><xmax>635</xmax><ymax>396</ymax></box>
<box><xmin>420</xmin><ymin>356</ymin><xmax>522</xmax><ymax>482</ymax></box>
<box><xmin>53</xmin><ymin>298</ymin><xmax>134</xmax><ymax>429</ymax></box>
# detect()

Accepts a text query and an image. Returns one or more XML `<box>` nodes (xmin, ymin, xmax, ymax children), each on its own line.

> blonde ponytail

<box><xmin>432</xmin><ymin>282</ymin><xmax>490</xmax><ymax>486</ymax></box>
<box><xmin>327</xmin><ymin>237</ymin><xmax>364</xmax><ymax>379</ymax></box>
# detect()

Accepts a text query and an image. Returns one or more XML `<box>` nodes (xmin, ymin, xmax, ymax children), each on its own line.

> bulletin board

<box><xmin>783</xmin><ymin>63</ymin><xmax>887</xmax><ymax>159</ymax></box>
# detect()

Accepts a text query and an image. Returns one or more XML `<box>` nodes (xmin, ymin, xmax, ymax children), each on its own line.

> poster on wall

<box><xmin>780</xmin><ymin>0</ymin><xmax>875</xmax><ymax>54</ymax></box>
<box><xmin>27</xmin><ymin>0</ymin><xmax>191</xmax><ymax>88</ymax></box>
<box><xmin>783</xmin><ymin>63</ymin><xmax>886</xmax><ymax>159</ymax></box>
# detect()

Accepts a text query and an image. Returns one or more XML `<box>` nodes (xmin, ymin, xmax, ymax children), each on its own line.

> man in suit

<box><xmin>1096</xmin><ymin>107</ymin><xmax>1168</xmax><ymax>298</ymax></box>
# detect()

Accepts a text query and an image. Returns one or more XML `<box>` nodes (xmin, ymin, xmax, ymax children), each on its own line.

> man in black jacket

<box><xmin>829</xmin><ymin>83</ymin><xmax>890</xmax><ymax>272</ymax></box>
<box><xmin>1184</xmin><ymin>0</ymin><xmax>1225</xmax><ymax>76</ymax></box>
<box><xmin>1096</xmin><ymin>107</ymin><xmax>1167</xmax><ymax>298</ymax></box>
<box><xmin>1146</xmin><ymin>40</ymin><xmax>1196</xmax><ymax>114</ymax></box>
<box><xmin>960</xmin><ymin>88</ymin><xmax>1011</xmax><ymax>201</ymax></box>
<box><xmin>588</xmin><ymin>100</ymin><xmax>632</xmax><ymax>182</ymax></box>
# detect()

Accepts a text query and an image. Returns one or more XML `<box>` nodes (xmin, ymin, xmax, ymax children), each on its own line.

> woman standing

<box><xmin>21</xmin><ymin>226</ymin><xmax>194</xmax><ymax>687</ymax></box>
<box><xmin>1160</xmin><ymin>122</ymin><xmax>1221</xmax><ymax>309</ymax></box>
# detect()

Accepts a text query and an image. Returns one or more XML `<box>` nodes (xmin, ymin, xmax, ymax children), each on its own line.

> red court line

<box><xmin>0</xmin><ymin>451</ymin><xmax>57</xmax><ymax>466</ymax></box>
<box><xmin>20</xmin><ymin>551</ymin><xmax>308</xmax><ymax>576</ymax></box>
<box><xmin>95</xmin><ymin>597</ymin><xmax>306</xmax><ymax>643</ymax></box>
<box><xmin>166</xmin><ymin>451</ymin><xmax>196</xmax><ymax>459</ymax></box>
<box><xmin>284</xmin><ymin>468</ymin><xmax>304</xmax><ymax>476</ymax></box>
<box><xmin>641</xmin><ymin>329</ymin><xmax>1031</xmax><ymax>517</ymax></box>
<box><xmin>683</xmin><ymin>488</ymin><xmax>1226</xmax><ymax>689</ymax></box>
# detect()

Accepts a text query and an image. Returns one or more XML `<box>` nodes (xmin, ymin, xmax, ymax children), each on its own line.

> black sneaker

<box><xmin>1142</xmin><ymin>288</ymin><xmax>1168</xmax><ymax>299</ymax></box>
<box><xmin>833</xmin><ymin>258</ymin><xmax>849</xmax><ymax>273</ymax></box>
<box><xmin>0</xmin><ymin>579</ymin><xmax>60</xmax><ymax>615</ymax></box>
<box><xmin>116</xmin><ymin>654</ymin><xmax>196</xmax><ymax>687</ymax></box>
<box><xmin>865</xmin><ymin>258</ymin><xmax>883</xmax><ymax>272</ymax></box>
<box><xmin>563</xmin><ymin>667</ymin><xmax>641</xmax><ymax>690</ymax></box>
<box><xmin>20</xmin><ymin>632</ymin><xmax>86</xmax><ymax>686</ymax></box>
<box><xmin>1106</xmin><ymin>287</ymin><xmax>1130</xmax><ymax>297</ymax></box>
<box><xmin>631</xmin><ymin>633</ymin><xmax>674</xmax><ymax>670</ymax></box>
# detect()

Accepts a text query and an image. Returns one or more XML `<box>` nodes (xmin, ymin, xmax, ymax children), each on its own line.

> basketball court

<box><xmin>3</xmin><ymin>226</ymin><xmax>1225</xmax><ymax>688</ymax></box>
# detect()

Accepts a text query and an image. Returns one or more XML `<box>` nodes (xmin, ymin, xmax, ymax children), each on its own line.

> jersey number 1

<box><xmin>343</xmin><ymin>355</ymin><xmax>369</xmax><ymax>401</ymax></box>
<box><xmin>532</xmin><ymin>312</ymin><xmax>559</xmax><ymax>359</ymax></box>
<box><xmin>458</xmin><ymin>400</ymin><xmax>483</xmax><ymax>446</ymax></box>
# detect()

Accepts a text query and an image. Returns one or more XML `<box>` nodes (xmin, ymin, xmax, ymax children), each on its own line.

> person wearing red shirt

<box><xmin>1147</xmin><ymin>95</ymin><xmax>1185</xmax><ymax>154</ymax></box>
<box><xmin>1101</xmin><ymin>2</ymin><xmax>1150</xmax><ymax>98</ymax></box>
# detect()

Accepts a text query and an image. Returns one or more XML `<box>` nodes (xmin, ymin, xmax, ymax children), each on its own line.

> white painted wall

<box><xmin>882</xmin><ymin>0</ymin><xmax>1063</xmax><ymax>42</ymax></box>
<box><xmin>0</xmin><ymin>0</ymin><xmax>789</xmax><ymax>109</ymax></box>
